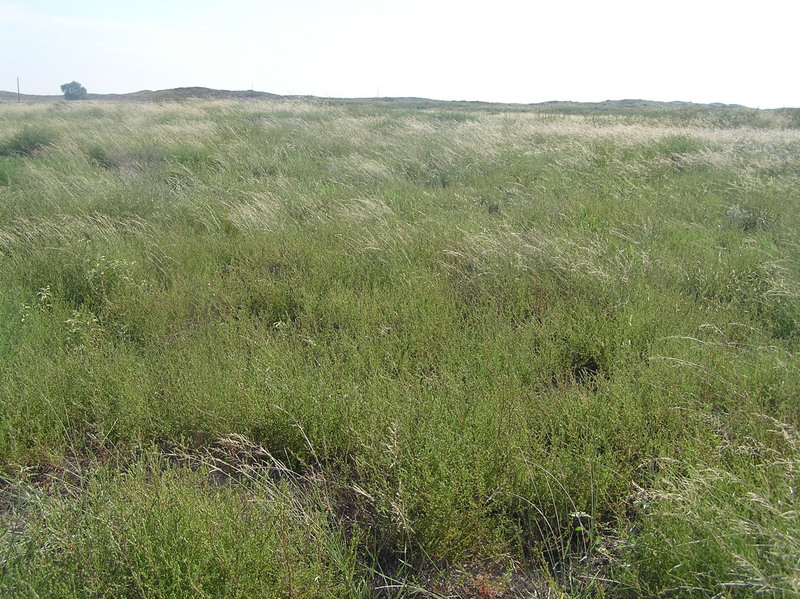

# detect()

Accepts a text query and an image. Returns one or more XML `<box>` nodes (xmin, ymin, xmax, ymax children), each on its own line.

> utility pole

<box><xmin>17</xmin><ymin>77</ymin><xmax>21</xmax><ymax>103</ymax></box>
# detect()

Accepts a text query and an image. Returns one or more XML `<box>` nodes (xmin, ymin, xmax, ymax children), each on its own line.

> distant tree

<box><xmin>60</xmin><ymin>81</ymin><xmax>87</xmax><ymax>100</ymax></box>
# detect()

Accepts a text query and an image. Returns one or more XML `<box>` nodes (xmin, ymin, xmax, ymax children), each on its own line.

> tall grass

<box><xmin>1</xmin><ymin>98</ymin><xmax>798</xmax><ymax>596</ymax></box>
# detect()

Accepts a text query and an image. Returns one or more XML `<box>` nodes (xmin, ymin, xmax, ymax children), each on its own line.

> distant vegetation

<box><xmin>2</xmin><ymin>84</ymin><xmax>796</xmax><ymax>113</ymax></box>
<box><xmin>60</xmin><ymin>81</ymin><xmax>87</xmax><ymax>101</ymax></box>
<box><xmin>0</xmin><ymin>98</ymin><xmax>798</xmax><ymax>597</ymax></box>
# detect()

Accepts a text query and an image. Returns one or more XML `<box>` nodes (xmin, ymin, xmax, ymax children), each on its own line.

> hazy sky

<box><xmin>3</xmin><ymin>0</ymin><xmax>798</xmax><ymax>108</ymax></box>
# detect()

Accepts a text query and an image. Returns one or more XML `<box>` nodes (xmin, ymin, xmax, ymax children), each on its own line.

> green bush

<box><xmin>60</xmin><ymin>80</ymin><xmax>87</xmax><ymax>100</ymax></box>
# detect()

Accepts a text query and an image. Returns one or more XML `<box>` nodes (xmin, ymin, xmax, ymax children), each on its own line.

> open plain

<box><xmin>1</xmin><ymin>97</ymin><xmax>799</xmax><ymax>597</ymax></box>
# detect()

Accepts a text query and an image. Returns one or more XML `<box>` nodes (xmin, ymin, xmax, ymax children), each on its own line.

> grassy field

<box><xmin>1</xmin><ymin>98</ymin><xmax>798</xmax><ymax>597</ymax></box>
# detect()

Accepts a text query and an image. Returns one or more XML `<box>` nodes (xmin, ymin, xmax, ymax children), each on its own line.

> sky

<box><xmin>2</xmin><ymin>0</ymin><xmax>798</xmax><ymax>108</ymax></box>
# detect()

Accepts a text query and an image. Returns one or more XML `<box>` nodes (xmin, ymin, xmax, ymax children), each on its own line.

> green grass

<box><xmin>1</xmin><ymin>99</ymin><xmax>798</xmax><ymax>597</ymax></box>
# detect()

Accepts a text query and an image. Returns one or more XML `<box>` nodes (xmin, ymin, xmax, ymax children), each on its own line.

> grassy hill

<box><xmin>0</xmin><ymin>86</ymin><xmax>754</xmax><ymax>110</ymax></box>
<box><xmin>0</xmin><ymin>86</ymin><xmax>285</xmax><ymax>103</ymax></box>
